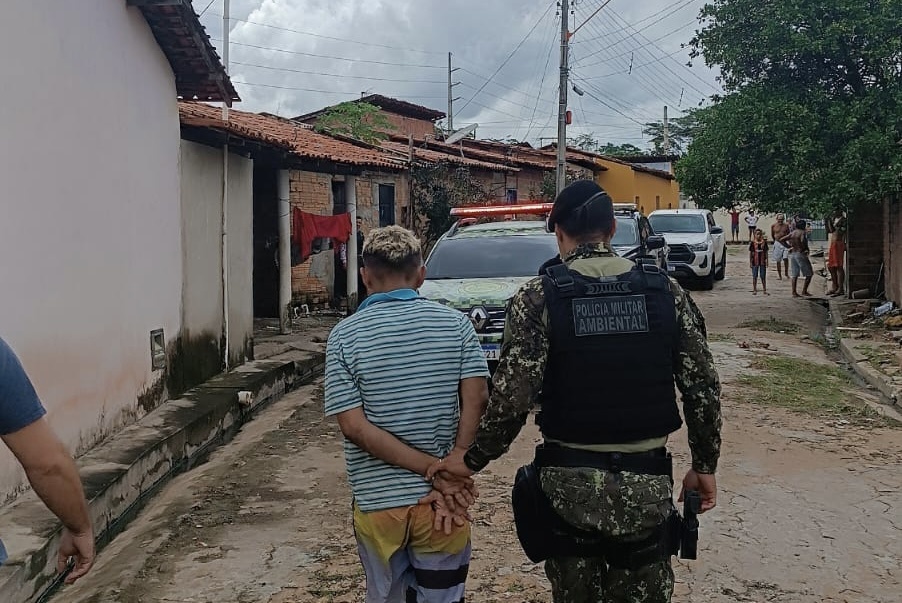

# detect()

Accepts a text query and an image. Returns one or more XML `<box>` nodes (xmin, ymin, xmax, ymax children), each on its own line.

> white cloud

<box><xmin>195</xmin><ymin>0</ymin><xmax>721</xmax><ymax>148</ymax></box>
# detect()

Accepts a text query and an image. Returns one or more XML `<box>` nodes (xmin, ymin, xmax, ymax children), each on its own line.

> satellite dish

<box><xmin>445</xmin><ymin>124</ymin><xmax>478</xmax><ymax>145</ymax></box>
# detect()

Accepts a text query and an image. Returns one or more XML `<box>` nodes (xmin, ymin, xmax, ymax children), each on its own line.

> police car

<box><xmin>419</xmin><ymin>203</ymin><xmax>668</xmax><ymax>371</ymax></box>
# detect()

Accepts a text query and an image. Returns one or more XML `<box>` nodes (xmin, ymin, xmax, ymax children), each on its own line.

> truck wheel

<box><xmin>715</xmin><ymin>251</ymin><xmax>726</xmax><ymax>280</ymax></box>
<box><xmin>699</xmin><ymin>268</ymin><xmax>715</xmax><ymax>290</ymax></box>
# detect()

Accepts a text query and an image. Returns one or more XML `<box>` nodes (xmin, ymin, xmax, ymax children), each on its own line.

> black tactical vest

<box><xmin>537</xmin><ymin>261</ymin><xmax>683</xmax><ymax>444</ymax></box>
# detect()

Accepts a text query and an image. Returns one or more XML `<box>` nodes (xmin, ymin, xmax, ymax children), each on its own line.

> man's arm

<box><xmin>335</xmin><ymin>408</ymin><xmax>439</xmax><ymax>476</ymax></box>
<box><xmin>455</xmin><ymin>377</ymin><xmax>488</xmax><ymax>451</ymax></box>
<box><xmin>671</xmin><ymin>283</ymin><xmax>722</xmax><ymax>475</ymax></box>
<box><xmin>463</xmin><ymin>280</ymin><xmax>549</xmax><ymax>473</ymax></box>
<box><xmin>2</xmin><ymin>419</ymin><xmax>95</xmax><ymax>582</ymax></box>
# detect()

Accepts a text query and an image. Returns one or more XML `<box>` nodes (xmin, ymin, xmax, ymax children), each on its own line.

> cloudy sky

<box><xmin>194</xmin><ymin>0</ymin><xmax>722</xmax><ymax>148</ymax></box>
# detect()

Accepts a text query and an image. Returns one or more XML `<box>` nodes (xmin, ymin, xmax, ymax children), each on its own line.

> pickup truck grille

<box><xmin>667</xmin><ymin>244</ymin><xmax>695</xmax><ymax>264</ymax></box>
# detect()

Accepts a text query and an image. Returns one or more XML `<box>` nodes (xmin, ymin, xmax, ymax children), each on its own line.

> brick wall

<box><xmin>289</xmin><ymin>169</ymin><xmax>408</xmax><ymax>305</ymax></box>
<box><xmin>883</xmin><ymin>196</ymin><xmax>902</xmax><ymax>304</ymax></box>
<box><xmin>847</xmin><ymin>201</ymin><xmax>884</xmax><ymax>296</ymax></box>
<box><xmin>380</xmin><ymin>112</ymin><xmax>436</xmax><ymax>140</ymax></box>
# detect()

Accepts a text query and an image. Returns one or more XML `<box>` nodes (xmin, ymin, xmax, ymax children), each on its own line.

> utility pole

<box><xmin>663</xmin><ymin>105</ymin><xmax>670</xmax><ymax>155</ymax></box>
<box><xmin>556</xmin><ymin>0</ymin><xmax>570</xmax><ymax>196</ymax></box>
<box><xmin>221</xmin><ymin>0</ymin><xmax>231</xmax><ymax>368</ymax></box>
<box><xmin>447</xmin><ymin>52</ymin><xmax>459</xmax><ymax>136</ymax></box>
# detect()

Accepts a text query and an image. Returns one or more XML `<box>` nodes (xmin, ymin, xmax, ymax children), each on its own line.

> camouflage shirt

<box><xmin>464</xmin><ymin>243</ymin><xmax>722</xmax><ymax>474</ymax></box>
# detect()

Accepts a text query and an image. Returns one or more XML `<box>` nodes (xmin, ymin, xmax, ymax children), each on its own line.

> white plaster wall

<box><xmin>179</xmin><ymin>141</ymin><xmax>254</xmax><ymax>365</ymax></box>
<box><xmin>0</xmin><ymin>0</ymin><xmax>182</xmax><ymax>498</ymax></box>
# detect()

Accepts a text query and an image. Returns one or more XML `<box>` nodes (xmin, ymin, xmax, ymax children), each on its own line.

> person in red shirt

<box><xmin>728</xmin><ymin>207</ymin><xmax>741</xmax><ymax>243</ymax></box>
<box><xmin>749</xmin><ymin>228</ymin><xmax>769</xmax><ymax>295</ymax></box>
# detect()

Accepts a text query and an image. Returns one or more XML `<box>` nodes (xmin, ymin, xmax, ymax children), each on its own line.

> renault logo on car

<box><xmin>469</xmin><ymin>306</ymin><xmax>489</xmax><ymax>331</ymax></box>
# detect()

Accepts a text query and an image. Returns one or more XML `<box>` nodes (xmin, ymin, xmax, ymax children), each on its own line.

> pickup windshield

<box><xmin>649</xmin><ymin>214</ymin><xmax>706</xmax><ymax>234</ymax></box>
<box><xmin>611</xmin><ymin>217</ymin><xmax>638</xmax><ymax>245</ymax></box>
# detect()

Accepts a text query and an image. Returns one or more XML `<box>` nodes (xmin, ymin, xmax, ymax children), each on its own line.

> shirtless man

<box><xmin>780</xmin><ymin>219</ymin><xmax>813</xmax><ymax>297</ymax></box>
<box><xmin>770</xmin><ymin>214</ymin><xmax>791</xmax><ymax>279</ymax></box>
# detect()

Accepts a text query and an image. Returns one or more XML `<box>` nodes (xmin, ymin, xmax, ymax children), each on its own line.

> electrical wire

<box><xmin>198</xmin><ymin>0</ymin><xmax>217</xmax><ymax>18</ymax></box>
<box><xmin>207</xmin><ymin>13</ymin><xmax>445</xmax><ymax>54</ymax></box>
<box><xmin>456</xmin><ymin>0</ymin><xmax>556</xmax><ymax>114</ymax></box>
<box><xmin>231</xmin><ymin>80</ymin><xmax>446</xmax><ymax>100</ymax></box>
<box><xmin>230</xmin><ymin>61</ymin><xmax>447</xmax><ymax>84</ymax></box>
<box><xmin>211</xmin><ymin>39</ymin><xmax>445</xmax><ymax>69</ymax></box>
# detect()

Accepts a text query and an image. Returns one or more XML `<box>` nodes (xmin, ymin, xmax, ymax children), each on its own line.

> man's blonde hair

<box><xmin>362</xmin><ymin>225</ymin><xmax>423</xmax><ymax>277</ymax></box>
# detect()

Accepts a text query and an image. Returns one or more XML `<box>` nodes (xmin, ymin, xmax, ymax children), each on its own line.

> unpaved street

<box><xmin>61</xmin><ymin>248</ymin><xmax>902</xmax><ymax>603</ymax></box>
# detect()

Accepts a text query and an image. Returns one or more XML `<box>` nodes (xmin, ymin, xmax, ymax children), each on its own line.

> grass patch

<box><xmin>737</xmin><ymin>316</ymin><xmax>801</xmax><ymax>334</ymax></box>
<box><xmin>736</xmin><ymin>354</ymin><xmax>882</xmax><ymax>424</ymax></box>
<box><xmin>707</xmin><ymin>332</ymin><xmax>735</xmax><ymax>342</ymax></box>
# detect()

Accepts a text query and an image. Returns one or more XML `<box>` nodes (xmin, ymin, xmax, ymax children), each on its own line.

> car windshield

<box><xmin>649</xmin><ymin>214</ymin><xmax>706</xmax><ymax>234</ymax></box>
<box><xmin>611</xmin><ymin>217</ymin><xmax>638</xmax><ymax>246</ymax></box>
<box><xmin>426</xmin><ymin>235</ymin><xmax>559</xmax><ymax>279</ymax></box>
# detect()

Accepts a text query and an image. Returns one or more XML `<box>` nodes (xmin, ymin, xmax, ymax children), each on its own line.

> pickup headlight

<box><xmin>688</xmin><ymin>242</ymin><xmax>709</xmax><ymax>251</ymax></box>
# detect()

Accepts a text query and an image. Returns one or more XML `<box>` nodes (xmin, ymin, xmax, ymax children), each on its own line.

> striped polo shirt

<box><xmin>324</xmin><ymin>292</ymin><xmax>489</xmax><ymax>512</ymax></box>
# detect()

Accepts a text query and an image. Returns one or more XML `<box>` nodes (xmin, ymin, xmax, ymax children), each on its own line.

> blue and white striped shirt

<box><xmin>324</xmin><ymin>292</ymin><xmax>489</xmax><ymax>512</ymax></box>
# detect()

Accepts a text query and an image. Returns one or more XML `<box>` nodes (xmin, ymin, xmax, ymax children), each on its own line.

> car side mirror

<box><xmin>710</xmin><ymin>226</ymin><xmax>724</xmax><ymax>235</ymax></box>
<box><xmin>647</xmin><ymin>235</ymin><xmax>666</xmax><ymax>250</ymax></box>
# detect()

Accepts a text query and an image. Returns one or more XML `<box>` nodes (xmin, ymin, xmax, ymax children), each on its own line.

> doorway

<box><xmin>252</xmin><ymin>167</ymin><xmax>279</xmax><ymax>318</ymax></box>
<box><xmin>378</xmin><ymin>184</ymin><xmax>396</xmax><ymax>226</ymax></box>
<box><xmin>332</xmin><ymin>180</ymin><xmax>348</xmax><ymax>302</ymax></box>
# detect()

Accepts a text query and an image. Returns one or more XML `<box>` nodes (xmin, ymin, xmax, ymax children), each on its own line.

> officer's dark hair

<box><xmin>547</xmin><ymin>180</ymin><xmax>615</xmax><ymax>242</ymax></box>
<box><xmin>795</xmin><ymin>219</ymin><xmax>807</xmax><ymax>230</ymax></box>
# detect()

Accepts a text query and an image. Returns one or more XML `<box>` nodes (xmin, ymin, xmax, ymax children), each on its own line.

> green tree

<box><xmin>410</xmin><ymin>163</ymin><xmax>488</xmax><ymax>249</ymax></box>
<box><xmin>677</xmin><ymin>0</ymin><xmax>902</xmax><ymax>214</ymax></box>
<box><xmin>539</xmin><ymin>170</ymin><xmax>595</xmax><ymax>200</ymax></box>
<box><xmin>642</xmin><ymin>110</ymin><xmax>701</xmax><ymax>155</ymax></box>
<box><xmin>568</xmin><ymin>133</ymin><xmax>600</xmax><ymax>152</ymax></box>
<box><xmin>314</xmin><ymin>101</ymin><xmax>395</xmax><ymax>144</ymax></box>
<box><xmin>597</xmin><ymin>142</ymin><xmax>648</xmax><ymax>157</ymax></box>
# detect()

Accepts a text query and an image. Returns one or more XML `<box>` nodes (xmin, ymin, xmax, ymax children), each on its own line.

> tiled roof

<box><xmin>379</xmin><ymin>141</ymin><xmax>517</xmax><ymax>172</ymax></box>
<box><xmin>294</xmin><ymin>94</ymin><xmax>446</xmax><ymax>123</ymax></box>
<box><xmin>131</xmin><ymin>0</ymin><xmax>238</xmax><ymax>104</ymax></box>
<box><xmin>179</xmin><ymin>102</ymin><xmax>406</xmax><ymax>170</ymax></box>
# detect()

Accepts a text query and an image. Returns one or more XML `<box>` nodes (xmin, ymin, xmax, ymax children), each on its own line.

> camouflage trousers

<box><xmin>540</xmin><ymin>467</ymin><xmax>675</xmax><ymax>603</ymax></box>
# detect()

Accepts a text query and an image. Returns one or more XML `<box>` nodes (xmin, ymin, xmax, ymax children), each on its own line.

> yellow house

<box><xmin>541</xmin><ymin>146</ymin><xmax>681</xmax><ymax>213</ymax></box>
<box><xmin>593</xmin><ymin>155</ymin><xmax>680</xmax><ymax>215</ymax></box>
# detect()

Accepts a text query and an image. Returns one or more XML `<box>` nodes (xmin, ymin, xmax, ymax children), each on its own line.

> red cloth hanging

<box><xmin>291</xmin><ymin>210</ymin><xmax>352</xmax><ymax>264</ymax></box>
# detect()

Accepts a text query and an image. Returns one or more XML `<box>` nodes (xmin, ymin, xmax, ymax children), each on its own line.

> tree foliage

<box><xmin>410</xmin><ymin>163</ymin><xmax>488</xmax><ymax>249</ymax></box>
<box><xmin>314</xmin><ymin>101</ymin><xmax>395</xmax><ymax>144</ymax></box>
<box><xmin>677</xmin><ymin>0</ymin><xmax>902</xmax><ymax>214</ymax></box>
<box><xmin>539</xmin><ymin>170</ymin><xmax>595</xmax><ymax>201</ymax></box>
<box><xmin>642</xmin><ymin>110</ymin><xmax>701</xmax><ymax>155</ymax></box>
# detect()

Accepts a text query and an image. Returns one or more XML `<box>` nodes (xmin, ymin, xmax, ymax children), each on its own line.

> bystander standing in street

<box><xmin>780</xmin><ymin>219</ymin><xmax>814</xmax><ymax>297</ymax></box>
<box><xmin>0</xmin><ymin>336</ymin><xmax>95</xmax><ymax>583</ymax></box>
<box><xmin>728</xmin><ymin>207</ymin><xmax>741</xmax><ymax>243</ymax></box>
<box><xmin>750</xmin><ymin>229</ymin><xmax>769</xmax><ymax>295</ymax></box>
<box><xmin>324</xmin><ymin>225</ymin><xmax>489</xmax><ymax>603</ymax></box>
<box><xmin>770</xmin><ymin>214</ymin><xmax>791</xmax><ymax>280</ymax></box>
<box><xmin>826</xmin><ymin>210</ymin><xmax>847</xmax><ymax>296</ymax></box>
<box><xmin>744</xmin><ymin>209</ymin><xmax>759</xmax><ymax>243</ymax></box>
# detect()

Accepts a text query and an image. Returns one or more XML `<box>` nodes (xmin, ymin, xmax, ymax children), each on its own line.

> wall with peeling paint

<box><xmin>178</xmin><ymin>141</ymin><xmax>255</xmax><ymax>383</ymax></box>
<box><xmin>0</xmin><ymin>1</ymin><xmax>181</xmax><ymax>499</ymax></box>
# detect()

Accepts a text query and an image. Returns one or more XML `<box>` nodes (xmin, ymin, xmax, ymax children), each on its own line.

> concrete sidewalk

<box><xmin>829</xmin><ymin>298</ymin><xmax>902</xmax><ymax>421</ymax></box>
<box><xmin>0</xmin><ymin>334</ymin><xmax>327</xmax><ymax>603</ymax></box>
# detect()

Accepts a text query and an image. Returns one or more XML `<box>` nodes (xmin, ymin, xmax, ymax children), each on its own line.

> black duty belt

<box><xmin>534</xmin><ymin>444</ymin><xmax>672</xmax><ymax>476</ymax></box>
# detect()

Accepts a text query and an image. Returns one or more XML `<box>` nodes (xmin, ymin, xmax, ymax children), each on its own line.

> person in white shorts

<box><xmin>770</xmin><ymin>214</ymin><xmax>791</xmax><ymax>279</ymax></box>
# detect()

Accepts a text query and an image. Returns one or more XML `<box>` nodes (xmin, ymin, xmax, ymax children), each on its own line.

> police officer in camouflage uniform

<box><xmin>432</xmin><ymin>180</ymin><xmax>722</xmax><ymax>602</ymax></box>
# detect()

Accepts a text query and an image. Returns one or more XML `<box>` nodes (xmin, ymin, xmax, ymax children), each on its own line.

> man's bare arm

<box><xmin>2</xmin><ymin>419</ymin><xmax>91</xmax><ymax>534</ymax></box>
<box><xmin>336</xmin><ymin>408</ymin><xmax>438</xmax><ymax>476</ymax></box>
<box><xmin>454</xmin><ymin>377</ymin><xmax>488</xmax><ymax>450</ymax></box>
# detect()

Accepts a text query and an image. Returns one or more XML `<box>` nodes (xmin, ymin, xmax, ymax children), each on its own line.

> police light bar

<box><xmin>450</xmin><ymin>203</ymin><xmax>554</xmax><ymax>218</ymax></box>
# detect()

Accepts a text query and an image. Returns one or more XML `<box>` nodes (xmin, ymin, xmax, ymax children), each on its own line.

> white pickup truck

<box><xmin>648</xmin><ymin>209</ymin><xmax>727</xmax><ymax>290</ymax></box>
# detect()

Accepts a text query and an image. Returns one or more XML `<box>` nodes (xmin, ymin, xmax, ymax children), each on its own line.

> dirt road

<box><xmin>61</xmin><ymin>248</ymin><xmax>902</xmax><ymax>603</ymax></box>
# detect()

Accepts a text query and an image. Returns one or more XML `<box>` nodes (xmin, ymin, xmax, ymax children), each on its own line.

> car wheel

<box><xmin>714</xmin><ymin>250</ymin><xmax>726</xmax><ymax>280</ymax></box>
<box><xmin>699</xmin><ymin>263</ymin><xmax>715</xmax><ymax>290</ymax></box>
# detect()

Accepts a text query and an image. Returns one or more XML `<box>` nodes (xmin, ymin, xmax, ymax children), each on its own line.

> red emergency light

<box><xmin>450</xmin><ymin>202</ymin><xmax>554</xmax><ymax>218</ymax></box>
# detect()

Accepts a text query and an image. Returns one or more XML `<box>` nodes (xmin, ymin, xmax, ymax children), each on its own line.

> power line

<box><xmin>208</xmin><ymin>13</ymin><xmax>445</xmax><ymax>55</ymax></box>
<box><xmin>457</xmin><ymin>0</ymin><xmax>556</xmax><ymax>114</ymax></box>
<box><xmin>231</xmin><ymin>61</ymin><xmax>447</xmax><ymax>84</ymax></box>
<box><xmin>576</xmin><ymin>19</ymin><xmax>697</xmax><ymax>69</ymax></box>
<box><xmin>522</xmin><ymin>17</ymin><xmax>560</xmax><ymax>141</ymax></box>
<box><xmin>198</xmin><ymin>0</ymin><xmax>217</xmax><ymax>18</ymax></box>
<box><xmin>211</xmin><ymin>39</ymin><xmax>445</xmax><ymax>69</ymax></box>
<box><xmin>231</xmin><ymin>80</ymin><xmax>446</xmax><ymax>99</ymax></box>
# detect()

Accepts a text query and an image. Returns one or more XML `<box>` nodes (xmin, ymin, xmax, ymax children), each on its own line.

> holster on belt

<box><xmin>511</xmin><ymin>445</ymin><xmax>682</xmax><ymax>568</ymax></box>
